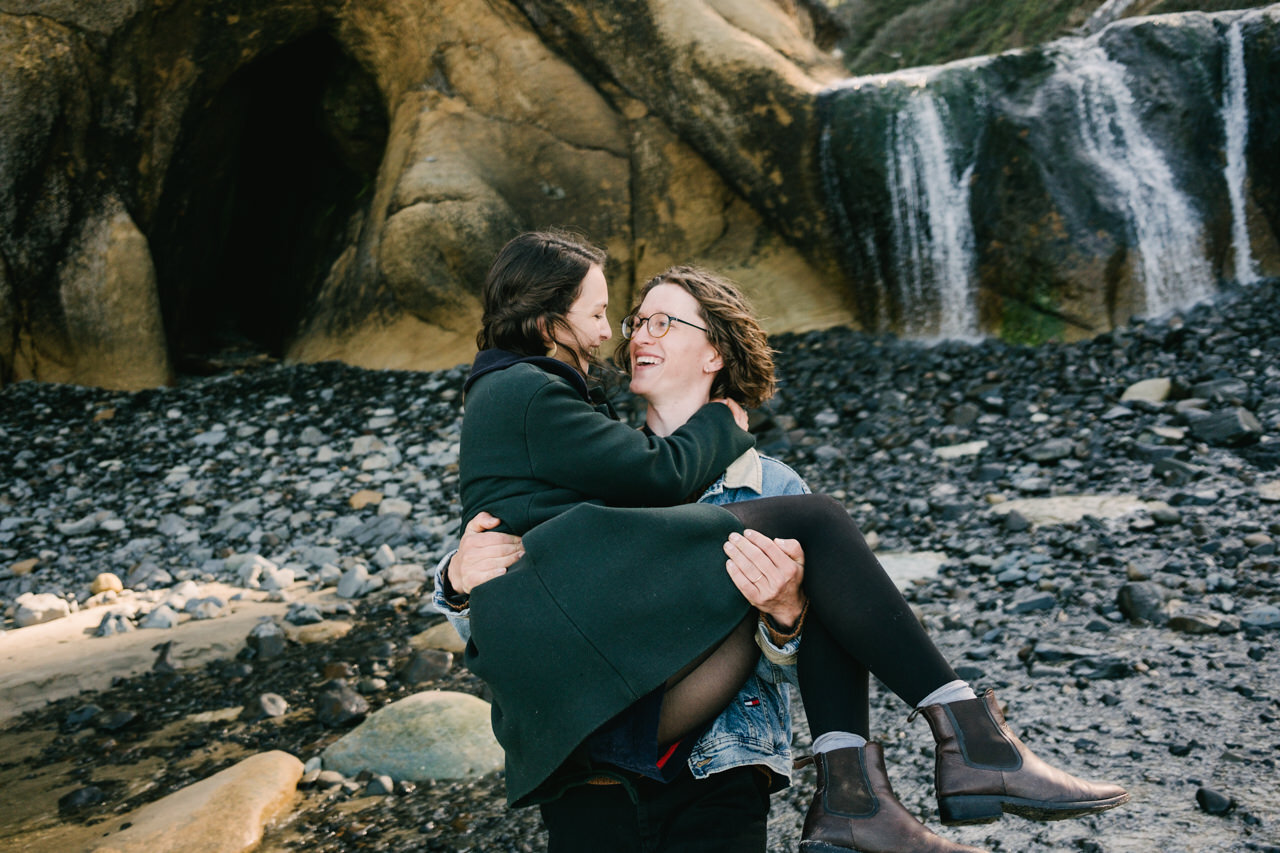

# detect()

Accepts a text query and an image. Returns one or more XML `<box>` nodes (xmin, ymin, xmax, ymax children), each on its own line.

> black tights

<box><xmin>658</xmin><ymin>493</ymin><xmax>957</xmax><ymax>743</ymax></box>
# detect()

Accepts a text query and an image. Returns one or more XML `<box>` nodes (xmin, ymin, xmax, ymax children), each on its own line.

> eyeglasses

<box><xmin>621</xmin><ymin>312</ymin><xmax>709</xmax><ymax>339</ymax></box>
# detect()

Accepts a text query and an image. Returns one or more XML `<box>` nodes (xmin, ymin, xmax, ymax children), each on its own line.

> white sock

<box><xmin>812</xmin><ymin>731</ymin><xmax>868</xmax><ymax>754</ymax></box>
<box><xmin>916</xmin><ymin>680</ymin><xmax>977</xmax><ymax>709</ymax></box>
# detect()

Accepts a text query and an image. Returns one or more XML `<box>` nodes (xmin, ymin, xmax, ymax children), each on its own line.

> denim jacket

<box><xmin>433</xmin><ymin>448</ymin><xmax>810</xmax><ymax>788</ymax></box>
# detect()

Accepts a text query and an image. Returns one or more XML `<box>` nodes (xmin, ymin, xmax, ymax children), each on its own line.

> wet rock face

<box><xmin>5</xmin><ymin>2</ymin><xmax>1278</xmax><ymax>389</ymax></box>
<box><xmin>819</xmin><ymin>6</ymin><xmax>1280</xmax><ymax>341</ymax></box>
<box><xmin>0</xmin><ymin>0</ymin><xmax>847</xmax><ymax>389</ymax></box>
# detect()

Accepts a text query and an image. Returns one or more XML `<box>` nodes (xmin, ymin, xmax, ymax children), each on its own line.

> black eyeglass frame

<box><xmin>621</xmin><ymin>312</ymin><xmax>709</xmax><ymax>339</ymax></box>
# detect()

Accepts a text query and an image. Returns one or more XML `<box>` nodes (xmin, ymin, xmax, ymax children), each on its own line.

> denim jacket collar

<box><xmin>700</xmin><ymin>449</ymin><xmax>762</xmax><ymax>499</ymax></box>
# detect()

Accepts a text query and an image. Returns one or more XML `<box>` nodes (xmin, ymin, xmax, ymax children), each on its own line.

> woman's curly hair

<box><xmin>615</xmin><ymin>266</ymin><xmax>777</xmax><ymax>409</ymax></box>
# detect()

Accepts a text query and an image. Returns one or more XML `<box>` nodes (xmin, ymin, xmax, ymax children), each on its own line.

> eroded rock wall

<box><xmin>0</xmin><ymin>0</ymin><xmax>853</xmax><ymax>387</ymax></box>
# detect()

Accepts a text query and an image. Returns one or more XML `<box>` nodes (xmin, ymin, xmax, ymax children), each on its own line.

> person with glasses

<box><xmin>438</xmin><ymin>263</ymin><xmax>817</xmax><ymax>851</ymax></box>
<box><xmin>442</xmin><ymin>230</ymin><xmax>1127</xmax><ymax>853</ymax></box>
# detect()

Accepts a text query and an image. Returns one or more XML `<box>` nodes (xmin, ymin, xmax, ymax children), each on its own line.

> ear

<box><xmin>703</xmin><ymin>346</ymin><xmax>724</xmax><ymax>374</ymax></box>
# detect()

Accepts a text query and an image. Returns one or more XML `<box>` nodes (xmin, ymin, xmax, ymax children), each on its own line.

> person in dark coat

<box><xmin>442</xmin><ymin>265</ymin><xmax>813</xmax><ymax>852</ymax></box>
<box><xmin>452</xmin><ymin>231</ymin><xmax>1129</xmax><ymax>852</ymax></box>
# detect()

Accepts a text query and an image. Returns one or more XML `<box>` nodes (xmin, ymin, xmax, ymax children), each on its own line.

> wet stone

<box><xmin>1007</xmin><ymin>591</ymin><xmax>1056</xmax><ymax>613</ymax></box>
<box><xmin>398</xmin><ymin>649</ymin><xmax>453</xmax><ymax>685</ymax></box>
<box><xmin>1189</xmin><ymin>407</ymin><xmax>1262</xmax><ymax>446</ymax></box>
<box><xmin>241</xmin><ymin>692</ymin><xmax>289</xmax><ymax>721</ymax></box>
<box><xmin>286</xmin><ymin>602</ymin><xmax>324</xmax><ymax>625</ymax></box>
<box><xmin>1117</xmin><ymin>581</ymin><xmax>1167</xmax><ymax>624</ymax></box>
<box><xmin>63</xmin><ymin>703</ymin><xmax>103</xmax><ymax>732</ymax></box>
<box><xmin>96</xmin><ymin>709</ymin><xmax>138</xmax><ymax>731</ymax></box>
<box><xmin>1168</xmin><ymin>610</ymin><xmax>1223</xmax><ymax>635</ymax></box>
<box><xmin>316</xmin><ymin>679</ymin><xmax>370</xmax><ymax>728</ymax></box>
<box><xmin>58</xmin><ymin>785</ymin><xmax>106</xmax><ymax>813</ymax></box>
<box><xmin>247</xmin><ymin>618</ymin><xmax>288</xmax><ymax>659</ymax></box>
<box><xmin>365</xmin><ymin>774</ymin><xmax>396</xmax><ymax>796</ymax></box>
<box><xmin>1195</xmin><ymin>787</ymin><xmax>1236</xmax><ymax>815</ymax></box>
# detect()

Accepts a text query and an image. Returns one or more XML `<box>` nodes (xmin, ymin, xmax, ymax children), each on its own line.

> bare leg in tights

<box><xmin>654</xmin><ymin>493</ymin><xmax>1126</xmax><ymax>848</ymax></box>
<box><xmin>655</xmin><ymin>493</ymin><xmax>956</xmax><ymax>744</ymax></box>
<box><xmin>657</xmin><ymin>613</ymin><xmax>759</xmax><ymax>744</ymax></box>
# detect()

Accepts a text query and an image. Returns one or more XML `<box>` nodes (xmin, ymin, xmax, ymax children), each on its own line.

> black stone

<box><xmin>63</xmin><ymin>703</ymin><xmax>103</xmax><ymax>732</ymax></box>
<box><xmin>58</xmin><ymin>786</ymin><xmax>106</xmax><ymax>813</ymax></box>
<box><xmin>1079</xmin><ymin>660</ymin><xmax>1134</xmax><ymax>680</ymax></box>
<box><xmin>1023</xmin><ymin>437</ymin><xmax>1075</xmax><ymax>463</ymax></box>
<box><xmin>1191</xmin><ymin>378</ymin><xmax>1250</xmax><ymax>404</ymax></box>
<box><xmin>152</xmin><ymin>640</ymin><xmax>177</xmax><ymax>673</ymax></box>
<box><xmin>1117</xmin><ymin>581</ymin><xmax>1167</xmax><ymax>624</ymax></box>
<box><xmin>398</xmin><ymin>649</ymin><xmax>454</xmax><ymax>685</ymax></box>
<box><xmin>1189</xmin><ymin>407</ymin><xmax>1262</xmax><ymax>446</ymax></box>
<box><xmin>1008</xmin><ymin>592</ymin><xmax>1056</xmax><ymax>614</ymax></box>
<box><xmin>1003</xmin><ymin>510</ymin><xmax>1031</xmax><ymax>532</ymax></box>
<box><xmin>315</xmin><ymin>679</ymin><xmax>369</xmax><ymax>728</ymax></box>
<box><xmin>96</xmin><ymin>709</ymin><xmax>138</xmax><ymax>731</ymax></box>
<box><xmin>1195</xmin><ymin>787</ymin><xmax>1236</xmax><ymax>815</ymax></box>
<box><xmin>247</xmin><ymin>622</ymin><xmax>288</xmax><ymax>660</ymax></box>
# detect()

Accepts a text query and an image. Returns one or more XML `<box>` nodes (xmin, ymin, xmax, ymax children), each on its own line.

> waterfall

<box><xmin>885</xmin><ymin>90</ymin><xmax>978</xmax><ymax>339</ymax></box>
<box><xmin>1059</xmin><ymin>45</ymin><xmax>1215</xmax><ymax>316</ymax></box>
<box><xmin>1223</xmin><ymin>20</ymin><xmax>1259</xmax><ymax>285</ymax></box>
<box><xmin>1079</xmin><ymin>0</ymin><xmax>1140</xmax><ymax>36</ymax></box>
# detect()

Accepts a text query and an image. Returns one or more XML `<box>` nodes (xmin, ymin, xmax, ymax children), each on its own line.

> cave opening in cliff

<box><xmin>150</xmin><ymin>32</ymin><xmax>388</xmax><ymax>373</ymax></box>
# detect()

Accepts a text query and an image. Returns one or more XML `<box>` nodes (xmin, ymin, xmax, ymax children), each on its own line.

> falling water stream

<box><xmin>817</xmin><ymin>7</ymin><xmax>1274</xmax><ymax>338</ymax></box>
<box><xmin>885</xmin><ymin>91</ymin><xmax>978</xmax><ymax>339</ymax></box>
<box><xmin>1058</xmin><ymin>43</ymin><xmax>1215</xmax><ymax>316</ymax></box>
<box><xmin>1223</xmin><ymin>19</ymin><xmax>1260</xmax><ymax>286</ymax></box>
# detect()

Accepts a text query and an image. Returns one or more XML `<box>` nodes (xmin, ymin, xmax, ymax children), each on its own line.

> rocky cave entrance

<box><xmin>150</xmin><ymin>32</ymin><xmax>389</xmax><ymax>374</ymax></box>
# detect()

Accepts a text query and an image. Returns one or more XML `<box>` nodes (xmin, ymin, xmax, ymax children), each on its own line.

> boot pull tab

<box><xmin>793</xmin><ymin>754</ymin><xmax>815</xmax><ymax>770</ymax></box>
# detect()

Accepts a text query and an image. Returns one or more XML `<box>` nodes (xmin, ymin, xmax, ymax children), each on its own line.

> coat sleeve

<box><xmin>523</xmin><ymin>377</ymin><xmax>755</xmax><ymax>507</ymax></box>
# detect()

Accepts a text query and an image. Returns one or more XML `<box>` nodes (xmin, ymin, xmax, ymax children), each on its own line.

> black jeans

<box><xmin>538</xmin><ymin>766</ymin><xmax>772</xmax><ymax>853</ymax></box>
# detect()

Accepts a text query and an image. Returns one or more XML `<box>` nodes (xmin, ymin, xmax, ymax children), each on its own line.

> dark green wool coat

<box><xmin>459</xmin><ymin>354</ymin><xmax>756</xmax><ymax>806</ymax></box>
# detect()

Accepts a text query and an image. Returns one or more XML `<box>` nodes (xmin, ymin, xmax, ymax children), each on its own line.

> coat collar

<box><xmin>465</xmin><ymin>349</ymin><xmax>590</xmax><ymax>401</ymax></box>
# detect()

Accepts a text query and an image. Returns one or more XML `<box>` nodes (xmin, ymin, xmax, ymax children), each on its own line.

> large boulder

<box><xmin>321</xmin><ymin>690</ymin><xmax>504</xmax><ymax>781</ymax></box>
<box><xmin>87</xmin><ymin>750</ymin><xmax>303</xmax><ymax>853</ymax></box>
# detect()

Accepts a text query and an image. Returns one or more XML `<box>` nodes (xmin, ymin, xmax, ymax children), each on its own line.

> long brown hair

<box><xmin>616</xmin><ymin>266</ymin><xmax>777</xmax><ymax>409</ymax></box>
<box><xmin>477</xmin><ymin>230</ymin><xmax>606</xmax><ymax>370</ymax></box>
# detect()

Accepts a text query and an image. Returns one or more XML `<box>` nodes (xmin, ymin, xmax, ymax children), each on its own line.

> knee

<box><xmin>809</xmin><ymin>493</ymin><xmax>856</xmax><ymax>528</ymax></box>
<box><xmin>778</xmin><ymin>493</ymin><xmax>861</xmax><ymax>543</ymax></box>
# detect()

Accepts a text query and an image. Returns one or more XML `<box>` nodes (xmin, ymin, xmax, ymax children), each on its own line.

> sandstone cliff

<box><xmin>0</xmin><ymin>0</ymin><xmax>853</xmax><ymax>387</ymax></box>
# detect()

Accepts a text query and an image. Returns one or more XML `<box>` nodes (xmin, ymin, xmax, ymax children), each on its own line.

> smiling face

<box><xmin>553</xmin><ymin>263</ymin><xmax>612</xmax><ymax>371</ymax></box>
<box><xmin>627</xmin><ymin>283</ymin><xmax>722</xmax><ymax>409</ymax></box>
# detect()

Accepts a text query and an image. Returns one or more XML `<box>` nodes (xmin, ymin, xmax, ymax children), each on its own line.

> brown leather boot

<box><xmin>801</xmin><ymin>743</ymin><xmax>989</xmax><ymax>852</ymax></box>
<box><xmin>914</xmin><ymin>689</ymin><xmax>1130</xmax><ymax>825</ymax></box>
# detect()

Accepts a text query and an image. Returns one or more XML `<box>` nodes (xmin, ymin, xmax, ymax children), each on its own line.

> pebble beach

<box><xmin>2</xmin><ymin>280</ymin><xmax>1279</xmax><ymax>852</ymax></box>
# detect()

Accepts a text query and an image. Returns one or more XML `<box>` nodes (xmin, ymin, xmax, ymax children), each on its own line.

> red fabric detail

<box><xmin>655</xmin><ymin>739</ymin><xmax>682</xmax><ymax>769</ymax></box>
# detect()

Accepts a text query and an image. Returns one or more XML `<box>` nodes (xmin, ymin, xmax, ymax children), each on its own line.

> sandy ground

<box><xmin>0</xmin><ymin>585</ymin><xmax>322</xmax><ymax>722</ymax></box>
